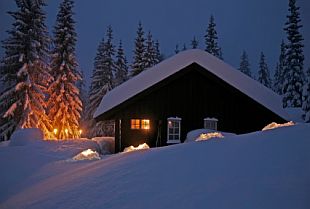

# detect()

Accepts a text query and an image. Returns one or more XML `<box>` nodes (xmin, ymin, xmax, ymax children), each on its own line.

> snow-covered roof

<box><xmin>94</xmin><ymin>49</ymin><xmax>290</xmax><ymax>120</ymax></box>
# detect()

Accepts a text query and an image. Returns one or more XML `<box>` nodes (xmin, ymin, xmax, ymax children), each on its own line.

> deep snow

<box><xmin>0</xmin><ymin>124</ymin><xmax>310</xmax><ymax>209</ymax></box>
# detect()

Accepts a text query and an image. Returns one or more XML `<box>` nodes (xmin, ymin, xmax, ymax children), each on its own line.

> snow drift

<box><xmin>0</xmin><ymin>124</ymin><xmax>310</xmax><ymax>209</ymax></box>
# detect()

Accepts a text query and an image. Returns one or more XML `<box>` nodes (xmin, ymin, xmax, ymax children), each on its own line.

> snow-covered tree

<box><xmin>0</xmin><ymin>0</ymin><xmax>52</xmax><ymax>140</ymax></box>
<box><xmin>47</xmin><ymin>0</ymin><xmax>82</xmax><ymax>139</ymax></box>
<box><xmin>131</xmin><ymin>22</ymin><xmax>145</xmax><ymax>76</ymax></box>
<box><xmin>238</xmin><ymin>50</ymin><xmax>252</xmax><ymax>77</ymax></box>
<box><xmin>175</xmin><ymin>44</ymin><xmax>180</xmax><ymax>54</ymax></box>
<box><xmin>77</xmin><ymin>70</ymin><xmax>88</xmax><ymax>135</ymax></box>
<box><xmin>191</xmin><ymin>36</ymin><xmax>198</xmax><ymax>49</ymax></box>
<box><xmin>144</xmin><ymin>31</ymin><xmax>157</xmax><ymax>69</ymax></box>
<box><xmin>273</xmin><ymin>40</ymin><xmax>286</xmax><ymax>95</ymax></box>
<box><xmin>86</xmin><ymin>26</ymin><xmax>115</xmax><ymax>137</ymax></box>
<box><xmin>205</xmin><ymin>15</ymin><xmax>223</xmax><ymax>59</ymax></box>
<box><xmin>154</xmin><ymin>40</ymin><xmax>162</xmax><ymax>63</ymax></box>
<box><xmin>282</xmin><ymin>0</ymin><xmax>304</xmax><ymax>108</ymax></box>
<box><xmin>114</xmin><ymin>40</ymin><xmax>128</xmax><ymax>87</ymax></box>
<box><xmin>257</xmin><ymin>52</ymin><xmax>272</xmax><ymax>88</ymax></box>
<box><xmin>302</xmin><ymin>67</ymin><xmax>310</xmax><ymax>122</ymax></box>
<box><xmin>182</xmin><ymin>43</ymin><xmax>187</xmax><ymax>51</ymax></box>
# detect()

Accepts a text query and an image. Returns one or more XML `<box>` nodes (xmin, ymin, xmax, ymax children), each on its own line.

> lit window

<box><xmin>141</xmin><ymin>119</ymin><xmax>150</xmax><ymax>129</ymax></box>
<box><xmin>131</xmin><ymin>119</ymin><xmax>140</xmax><ymax>129</ymax></box>
<box><xmin>167</xmin><ymin>117</ymin><xmax>181</xmax><ymax>144</ymax></box>
<box><xmin>204</xmin><ymin>117</ymin><xmax>218</xmax><ymax>130</ymax></box>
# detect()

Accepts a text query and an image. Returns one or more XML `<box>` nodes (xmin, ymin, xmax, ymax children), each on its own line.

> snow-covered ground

<box><xmin>0</xmin><ymin>124</ymin><xmax>310</xmax><ymax>209</ymax></box>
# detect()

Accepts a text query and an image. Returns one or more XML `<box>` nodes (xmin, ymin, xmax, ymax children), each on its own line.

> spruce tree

<box><xmin>238</xmin><ymin>50</ymin><xmax>252</xmax><ymax>77</ymax></box>
<box><xmin>114</xmin><ymin>40</ymin><xmax>128</xmax><ymax>87</ymax></box>
<box><xmin>77</xmin><ymin>70</ymin><xmax>88</xmax><ymax>136</ymax></box>
<box><xmin>47</xmin><ymin>0</ymin><xmax>82</xmax><ymax>139</ymax></box>
<box><xmin>182</xmin><ymin>44</ymin><xmax>187</xmax><ymax>51</ymax></box>
<box><xmin>175</xmin><ymin>44</ymin><xmax>180</xmax><ymax>54</ymax></box>
<box><xmin>86</xmin><ymin>26</ymin><xmax>115</xmax><ymax>137</ymax></box>
<box><xmin>273</xmin><ymin>40</ymin><xmax>286</xmax><ymax>95</ymax></box>
<box><xmin>302</xmin><ymin>68</ymin><xmax>310</xmax><ymax>122</ymax></box>
<box><xmin>144</xmin><ymin>31</ymin><xmax>156</xmax><ymax>69</ymax></box>
<box><xmin>191</xmin><ymin>36</ymin><xmax>198</xmax><ymax>49</ymax></box>
<box><xmin>131</xmin><ymin>22</ymin><xmax>145</xmax><ymax>76</ymax></box>
<box><xmin>257</xmin><ymin>52</ymin><xmax>272</xmax><ymax>88</ymax></box>
<box><xmin>282</xmin><ymin>0</ymin><xmax>304</xmax><ymax>108</ymax></box>
<box><xmin>0</xmin><ymin>0</ymin><xmax>52</xmax><ymax>140</ymax></box>
<box><xmin>205</xmin><ymin>15</ymin><xmax>223</xmax><ymax>59</ymax></box>
<box><xmin>154</xmin><ymin>40</ymin><xmax>161</xmax><ymax>63</ymax></box>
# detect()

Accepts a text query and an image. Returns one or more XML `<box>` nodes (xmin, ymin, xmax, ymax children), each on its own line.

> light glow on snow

<box><xmin>72</xmin><ymin>149</ymin><xmax>100</xmax><ymax>161</ymax></box>
<box><xmin>123</xmin><ymin>143</ymin><xmax>150</xmax><ymax>153</ymax></box>
<box><xmin>262</xmin><ymin>121</ymin><xmax>295</xmax><ymax>131</ymax></box>
<box><xmin>195</xmin><ymin>132</ymin><xmax>224</xmax><ymax>141</ymax></box>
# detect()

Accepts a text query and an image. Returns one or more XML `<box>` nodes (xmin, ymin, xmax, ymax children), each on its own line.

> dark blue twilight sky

<box><xmin>0</xmin><ymin>0</ymin><xmax>309</xmax><ymax>87</ymax></box>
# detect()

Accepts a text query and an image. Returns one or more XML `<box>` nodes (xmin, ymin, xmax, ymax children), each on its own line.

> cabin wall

<box><xmin>111</xmin><ymin>63</ymin><xmax>286</xmax><ymax>152</ymax></box>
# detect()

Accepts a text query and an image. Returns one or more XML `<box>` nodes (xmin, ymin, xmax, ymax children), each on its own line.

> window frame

<box><xmin>130</xmin><ymin>119</ymin><xmax>150</xmax><ymax>130</ymax></box>
<box><xmin>167</xmin><ymin>117</ymin><xmax>181</xmax><ymax>144</ymax></box>
<box><xmin>130</xmin><ymin>119</ymin><xmax>141</xmax><ymax>130</ymax></box>
<box><xmin>141</xmin><ymin>119</ymin><xmax>150</xmax><ymax>130</ymax></box>
<box><xmin>204</xmin><ymin>117</ymin><xmax>218</xmax><ymax>130</ymax></box>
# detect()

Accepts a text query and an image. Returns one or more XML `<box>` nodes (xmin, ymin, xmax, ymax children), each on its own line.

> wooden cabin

<box><xmin>94</xmin><ymin>49</ymin><xmax>289</xmax><ymax>152</ymax></box>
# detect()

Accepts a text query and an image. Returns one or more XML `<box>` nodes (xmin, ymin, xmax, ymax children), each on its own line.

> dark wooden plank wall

<box><xmin>108</xmin><ymin>63</ymin><xmax>286</xmax><ymax>152</ymax></box>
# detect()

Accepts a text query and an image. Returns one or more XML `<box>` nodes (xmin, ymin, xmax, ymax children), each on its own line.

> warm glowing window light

<box><xmin>141</xmin><ymin>119</ymin><xmax>150</xmax><ymax>129</ymax></box>
<box><xmin>131</xmin><ymin>119</ymin><xmax>140</xmax><ymax>129</ymax></box>
<box><xmin>79</xmin><ymin>129</ymin><xmax>82</xmax><ymax>135</ymax></box>
<box><xmin>53</xmin><ymin>128</ymin><xmax>58</xmax><ymax>135</ymax></box>
<box><xmin>65</xmin><ymin>129</ymin><xmax>68</xmax><ymax>135</ymax></box>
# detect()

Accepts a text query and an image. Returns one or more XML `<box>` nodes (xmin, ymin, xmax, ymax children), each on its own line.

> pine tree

<box><xmin>175</xmin><ymin>44</ymin><xmax>180</xmax><ymax>54</ymax></box>
<box><xmin>0</xmin><ymin>0</ymin><xmax>52</xmax><ymax>140</ymax></box>
<box><xmin>282</xmin><ymin>0</ymin><xmax>304</xmax><ymax>108</ymax></box>
<box><xmin>154</xmin><ymin>40</ymin><xmax>161</xmax><ymax>63</ymax></box>
<box><xmin>205</xmin><ymin>15</ymin><xmax>223</xmax><ymax>59</ymax></box>
<box><xmin>273</xmin><ymin>40</ymin><xmax>286</xmax><ymax>95</ymax></box>
<box><xmin>257</xmin><ymin>52</ymin><xmax>272</xmax><ymax>88</ymax></box>
<box><xmin>46</xmin><ymin>0</ymin><xmax>82</xmax><ymax>139</ymax></box>
<box><xmin>131</xmin><ymin>22</ymin><xmax>145</xmax><ymax>76</ymax></box>
<box><xmin>238</xmin><ymin>50</ymin><xmax>252</xmax><ymax>77</ymax></box>
<box><xmin>144</xmin><ymin>31</ymin><xmax>157</xmax><ymax>69</ymax></box>
<box><xmin>182</xmin><ymin>43</ymin><xmax>187</xmax><ymax>51</ymax></box>
<box><xmin>77</xmin><ymin>70</ymin><xmax>88</xmax><ymax>136</ymax></box>
<box><xmin>86</xmin><ymin>26</ymin><xmax>115</xmax><ymax>137</ymax></box>
<box><xmin>191</xmin><ymin>36</ymin><xmax>198</xmax><ymax>49</ymax></box>
<box><xmin>114</xmin><ymin>40</ymin><xmax>128</xmax><ymax>87</ymax></box>
<box><xmin>302</xmin><ymin>67</ymin><xmax>310</xmax><ymax>122</ymax></box>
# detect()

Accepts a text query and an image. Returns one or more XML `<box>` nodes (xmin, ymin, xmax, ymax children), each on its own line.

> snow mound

<box><xmin>72</xmin><ymin>149</ymin><xmax>101</xmax><ymax>161</ymax></box>
<box><xmin>195</xmin><ymin>132</ymin><xmax>224</xmax><ymax>141</ymax></box>
<box><xmin>185</xmin><ymin>129</ymin><xmax>235</xmax><ymax>143</ymax></box>
<box><xmin>92</xmin><ymin>137</ymin><xmax>115</xmax><ymax>154</ymax></box>
<box><xmin>9</xmin><ymin>128</ymin><xmax>43</xmax><ymax>146</ymax></box>
<box><xmin>262</xmin><ymin>121</ymin><xmax>295</xmax><ymax>131</ymax></box>
<box><xmin>1</xmin><ymin>124</ymin><xmax>310</xmax><ymax>209</ymax></box>
<box><xmin>123</xmin><ymin>143</ymin><xmax>150</xmax><ymax>153</ymax></box>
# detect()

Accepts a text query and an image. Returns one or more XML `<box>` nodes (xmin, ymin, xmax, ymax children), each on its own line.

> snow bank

<box><xmin>262</xmin><ymin>121</ymin><xmax>295</xmax><ymax>131</ymax></box>
<box><xmin>123</xmin><ymin>143</ymin><xmax>150</xmax><ymax>153</ymax></box>
<box><xmin>195</xmin><ymin>132</ymin><xmax>224</xmax><ymax>141</ymax></box>
<box><xmin>92</xmin><ymin>137</ymin><xmax>115</xmax><ymax>154</ymax></box>
<box><xmin>9</xmin><ymin>128</ymin><xmax>43</xmax><ymax>146</ymax></box>
<box><xmin>1</xmin><ymin>124</ymin><xmax>310</xmax><ymax>209</ymax></box>
<box><xmin>185</xmin><ymin>128</ymin><xmax>235</xmax><ymax>143</ymax></box>
<box><xmin>72</xmin><ymin>149</ymin><xmax>101</xmax><ymax>161</ymax></box>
